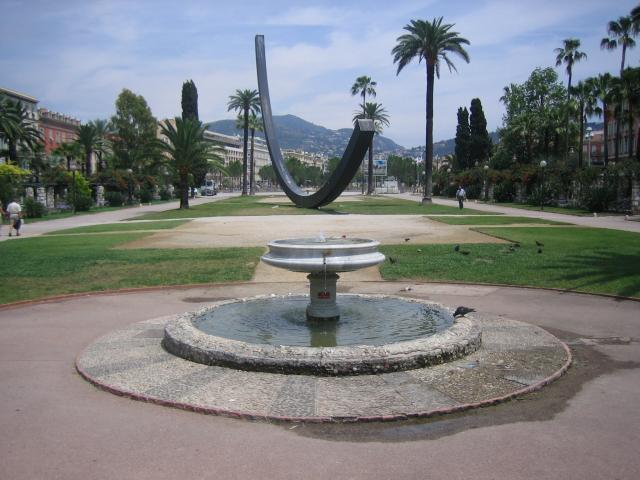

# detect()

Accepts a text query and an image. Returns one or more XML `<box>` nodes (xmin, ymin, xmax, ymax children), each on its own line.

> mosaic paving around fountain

<box><xmin>76</xmin><ymin>311</ymin><xmax>571</xmax><ymax>422</ymax></box>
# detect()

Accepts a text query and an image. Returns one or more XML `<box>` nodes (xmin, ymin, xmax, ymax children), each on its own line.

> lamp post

<box><xmin>70</xmin><ymin>163</ymin><xmax>77</xmax><ymax>214</ymax></box>
<box><xmin>483</xmin><ymin>164</ymin><xmax>489</xmax><ymax>201</ymax></box>
<box><xmin>585</xmin><ymin>127</ymin><xmax>593</xmax><ymax>167</ymax></box>
<box><xmin>126</xmin><ymin>168</ymin><xmax>133</xmax><ymax>204</ymax></box>
<box><xmin>539</xmin><ymin>160</ymin><xmax>547</xmax><ymax>211</ymax></box>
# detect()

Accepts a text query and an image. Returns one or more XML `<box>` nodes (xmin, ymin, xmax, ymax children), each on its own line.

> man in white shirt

<box><xmin>6</xmin><ymin>200</ymin><xmax>22</xmax><ymax>237</ymax></box>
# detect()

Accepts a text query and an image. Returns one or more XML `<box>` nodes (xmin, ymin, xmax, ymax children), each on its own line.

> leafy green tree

<box><xmin>111</xmin><ymin>89</ymin><xmax>158</xmax><ymax>173</ymax></box>
<box><xmin>0</xmin><ymin>97</ymin><xmax>42</xmax><ymax>163</ymax></box>
<box><xmin>0</xmin><ymin>163</ymin><xmax>30</xmax><ymax>206</ymax></box>
<box><xmin>157</xmin><ymin>118</ymin><xmax>224</xmax><ymax>209</ymax></box>
<box><xmin>469</xmin><ymin>98</ymin><xmax>491</xmax><ymax>166</ymax></box>
<box><xmin>392</xmin><ymin>17</ymin><xmax>470</xmax><ymax>203</ymax></box>
<box><xmin>570</xmin><ymin>80</ymin><xmax>598</xmax><ymax>167</ymax></box>
<box><xmin>454</xmin><ymin>107</ymin><xmax>470</xmax><ymax>170</ymax></box>
<box><xmin>227</xmin><ymin>160</ymin><xmax>243</xmax><ymax>189</ymax></box>
<box><xmin>75</xmin><ymin>123</ymin><xmax>100</xmax><ymax>176</ymax></box>
<box><xmin>387</xmin><ymin>155</ymin><xmax>417</xmax><ymax>186</ymax></box>
<box><xmin>591</xmin><ymin>73</ymin><xmax>615</xmax><ymax>165</ymax></box>
<box><xmin>555</xmin><ymin>38</ymin><xmax>587</xmax><ymax>162</ymax></box>
<box><xmin>227</xmin><ymin>89</ymin><xmax>260</xmax><ymax>196</ymax></box>
<box><xmin>181</xmin><ymin>80</ymin><xmax>199</xmax><ymax>121</ymax></box>
<box><xmin>601</xmin><ymin>16</ymin><xmax>636</xmax><ymax>76</ymax></box>
<box><xmin>258</xmin><ymin>164</ymin><xmax>276</xmax><ymax>184</ymax></box>
<box><xmin>353</xmin><ymin>102</ymin><xmax>390</xmax><ymax>194</ymax></box>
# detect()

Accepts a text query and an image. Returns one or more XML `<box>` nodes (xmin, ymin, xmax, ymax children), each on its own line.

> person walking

<box><xmin>0</xmin><ymin>204</ymin><xmax>6</xmax><ymax>236</ymax></box>
<box><xmin>6</xmin><ymin>199</ymin><xmax>23</xmax><ymax>237</ymax></box>
<box><xmin>456</xmin><ymin>185</ymin><xmax>466</xmax><ymax>210</ymax></box>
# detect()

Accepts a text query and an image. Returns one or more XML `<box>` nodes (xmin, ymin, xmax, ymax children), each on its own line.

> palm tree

<box><xmin>570</xmin><ymin>80</ymin><xmax>598</xmax><ymax>167</ymax></box>
<box><xmin>0</xmin><ymin>98</ymin><xmax>42</xmax><ymax>163</ymax></box>
<box><xmin>601</xmin><ymin>16</ymin><xmax>637</xmax><ymax>76</ymax></box>
<box><xmin>157</xmin><ymin>117</ymin><xmax>224</xmax><ymax>209</ymax></box>
<box><xmin>620</xmin><ymin>68</ymin><xmax>640</xmax><ymax>158</ymax></box>
<box><xmin>353</xmin><ymin>102</ymin><xmax>390</xmax><ymax>194</ymax></box>
<box><xmin>91</xmin><ymin>119</ymin><xmax>113</xmax><ymax>172</ymax></box>
<box><xmin>53</xmin><ymin>141</ymin><xmax>82</xmax><ymax>171</ymax></box>
<box><xmin>247</xmin><ymin>114</ymin><xmax>263</xmax><ymax>195</ymax></box>
<box><xmin>350</xmin><ymin>77</ymin><xmax>378</xmax><ymax>194</ymax></box>
<box><xmin>75</xmin><ymin>123</ymin><xmax>100</xmax><ymax>176</ymax></box>
<box><xmin>555</xmin><ymin>38</ymin><xmax>587</xmax><ymax>162</ymax></box>
<box><xmin>591</xmin><ymin>73</ymin><xmax>615</xmax><ymax>166</ymax></box>
<box><xmin>632</xmin><ymin>5</ymin><xmax>640</xmax><ymax>29</ymax></box>
<box><xmin>392</xmin><ymin>17</ymin><xmax>470</xmax><ymax>204</ymax></box>
<box><xmin>227</xmin><ymin>89</ymin><xmax>260</xmax><ymax>196</ymax></box>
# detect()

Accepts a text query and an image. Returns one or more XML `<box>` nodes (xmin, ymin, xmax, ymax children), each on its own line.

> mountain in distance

<box><xmin>206</xmin><ymin>114</ymin><xmax>405</xmax><ymax>157</ymax></box>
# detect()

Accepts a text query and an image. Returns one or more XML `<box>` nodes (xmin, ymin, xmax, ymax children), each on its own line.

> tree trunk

<box><xmin>86</xmin><ymin>150</ymin><xmax>92</xmax><ymax>177</ymax></box>
<box><xmin>629</xmin><ymin>110</ymin><xmax>635</xmax><ymax>158</ymax></box>
<box><xmin>361</xmin><ymin>92</ymin><xmax>367</xmax><ymax>195</ymax></box>
<box><xmin>250</xmin><ymin>128</ymin><xmax>255</xmax><ymax>195</ymax></box>
<box><xmin>603</xmin><ymin>104</ymin><xmax>609</xmax><ymax>166</ymax></box>
<box><xmin>9</xmin><ymin>140</ymin><xmax>17</xmax><ymax>162</ymax></box>
<box><xmin>180</xmin><ymin>173</ymin><xmax>189</xmax><ymax>209</ymax></box>
<box><xmin>564</xmin><ymin>69</ymin><xmax>572</xmax><ymax>163</ymax></box>
<box><xmin>367</xmin><ymin>139</ymin><xmax>374</xmax><ymax>195</ymax></box>
<box><xmin>578</xmin><ymin>101</ymin><xmax>584</xmax><ymax>168</ymax></box>
<box><xmin>614</xmin><ymin>105</ymin><xmax>620</xmax><ymax>162</ymax></box>
<box><xmin>423</xmin><ymin>63</ymin><xmax>435</xmax><ymax>204</ymax></box>
<box><xmin>242</xmin><ymin>109</ymin><xmax>249</xmax><ymax>195</ymax></box>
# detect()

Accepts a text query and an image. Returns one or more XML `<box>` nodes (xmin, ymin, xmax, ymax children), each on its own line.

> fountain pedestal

<box><xmin>261</xmin><ymin>237</ymin><xmax>385</xmax><ymax>321</ymax></box>
<box><xmin>307</xmin><ymin>273</ymin><xmax>339</xmax><ymax>321</ymax></box>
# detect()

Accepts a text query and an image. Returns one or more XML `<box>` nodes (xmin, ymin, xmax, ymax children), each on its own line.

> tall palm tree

<box><xmin>570</xmin><ymin>80</ymin><xmax>598</xmax><ymax>167</ymax></box>
<box><xmin>247</xmin><ymin>113</ymin><xmax>263</xmax><ymax>195</ymax></box>
<box><xmin>157</xmin><ymin>117</ymin><xmax>224</xmax><ymax>209</ymax></box>
<box><xmin>353</xmin><ymin>102</ymin><xmax>390</xmax><ymax>194</ymax></box>
<box><xmin>350</xmin><ymin>76</ymin><xmax>377</xmax><ymax>193</ymax></box>
<box><xmin>227</xmin><ymin>89</ymin><xmax>260</xmax><ymax>195</ymax></box>
<box><xmin>0</xmin><ymin>98</ymin><xmax>42</xmax><ymax>163</ymax></box>
<box><xmin>632</xmin><ymin>4</ymin><xmax>640</xmax><ymax>29</ymax></box>
<box><xmin>591</xmin><ymin>73</ymin><xmax>615</xmax><ymax>166</ymax></box>
<box><xmin>555</xmin><ymin>38</ymin><xmax>587</xmax><ymax>162</ymax></box>
<box><xmin>53</xmin><ymin>141</ymin><xmax>82</xmax><ymax>171</ymax></box>
<box><xmin>620</xmin><ymin>68</ymin><xmax>640</xmax><ymax>158</ymax></box>
<box><xmin>601</xmin><ymin>16</ymin><xmax>637</xmax><ymax>76</ymax></box>
<box><xmin>75</xmin><ymin>123</ymin><xmax>99</xmax><ymax>176</ymax></box>
<box><xmin>392</xmin><ymin>18</ymin><xmax>470</xmax><ymax>203</ymax></box>
<box><xmin>91</xmin><ymin>119</ymin><xmax>113</xmax><ymax>172</ymax></box>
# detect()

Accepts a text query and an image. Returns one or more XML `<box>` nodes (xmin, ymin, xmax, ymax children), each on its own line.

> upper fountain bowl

<box><xmin>261</xmin><ymin>237</ymin><xmax>385</xmax><ymax>273</ymax></box>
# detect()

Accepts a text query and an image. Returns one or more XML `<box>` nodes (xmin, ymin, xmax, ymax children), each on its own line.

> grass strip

<box><xmin>46</xmin><ymin>220</ymin><xmax>189</xmax><ymax>235</ymax></box>
<box><xmin>428</xmin><ymin>216</ymin><xmax>570</xmax><ymax>226</ymax></box>
<box><xmin>135</xmin><ymin>195</ymin><xmax>493</xmax><ymax>220</ymax></box>
<box><xmin>490</xmin><ymin>202</ymin><xmax>603</xmax><ymax>216</ymax></box>
<box><xmin>0</xmin><ymin>233</ymin><xmax>262</xmax><ymax>304</ymax></box>
<box><xmin>380</xmin><ymin>226</ymin><xmax>640</xmax><ymax>298</ymax></box>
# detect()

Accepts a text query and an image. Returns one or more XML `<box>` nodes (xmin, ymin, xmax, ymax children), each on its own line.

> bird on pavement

<box><xmin>454</xmin><ymin>306</ymin><xmax>476</xmax><ymax>318</ymax></box>
<box><xmin>454</xmin><ymin>244</ymin><xmax>460</xmax><ymax>252</ymax></box>
<box><xmin>535</xmin><ymin>240</ymin><xmax>544</xmax><ymax>247</ymax></box>
<box><xmin>404</xmin><ymin>238</ymin><xmax>410</xmax><ymax>242</ymax></box>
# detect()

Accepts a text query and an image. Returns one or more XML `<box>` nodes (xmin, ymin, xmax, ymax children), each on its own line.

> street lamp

<box><xmin>483</xmin><ymin>164</ymin><xmax>489</xmax><ymax>201</ymax></box>
<box><xmin>446</xmin><ymin>168</ymin><xmax>452</xmax><ymax>197</ymax></box>
<box><xmin>70</xmin><ymin>163</ymin><xmax>77</xmax><ymax>214</ymax></box>
<box><xmin>585</xmin><ymin>127</ymin><xmax>593</xmax><ymax>167</ymax></box>
<box><xmin>126</xmin><ymin>168</ymin><xmax>133</xmax><ymax>204</ymax></box>
<box><xmin>539</xmin><ymin>160</ymin><xmax>547</xmax><ymax>211</ymax></box>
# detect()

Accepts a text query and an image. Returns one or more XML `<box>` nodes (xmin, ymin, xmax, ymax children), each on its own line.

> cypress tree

<box><xmin>469</xmin><ymin>98</ymin><xmax>491</xmax><ymax>165</ymax></box>
<box><xmin>454</xmin><ymin>107</ymin><xmax>471</xmax><ymax>170</ymax></box>
<box><xmin>181</xmin><ymin>80</ymin><xmax>199</xmax><ymax>121</ymax></box>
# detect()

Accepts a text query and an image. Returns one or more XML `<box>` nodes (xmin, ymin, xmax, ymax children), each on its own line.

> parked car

<box><xmin>201</xmin><ymin>180</ymin><xmax>217</xmax><ymax>196</ymax></box>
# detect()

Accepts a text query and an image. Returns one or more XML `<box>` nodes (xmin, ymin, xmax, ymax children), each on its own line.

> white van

<box><xmin>202</xmin><ymin>179</ymin><xmax>217</xmax><ymax>196</ymax></box>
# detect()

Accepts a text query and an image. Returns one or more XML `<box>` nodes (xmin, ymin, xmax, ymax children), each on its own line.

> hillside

<box><xmin>206</xmin><ymin>114</ymin><xmax>404</xmax><ymax>157</ymax></box>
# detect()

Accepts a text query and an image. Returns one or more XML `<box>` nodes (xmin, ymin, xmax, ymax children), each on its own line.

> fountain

<box><xmin>162</xmin><ymin>237</ymin><xmax>483</xmax><ymax>375</ymax></box>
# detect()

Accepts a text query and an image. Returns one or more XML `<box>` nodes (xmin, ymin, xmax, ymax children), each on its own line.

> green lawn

<box><xmin>380</xmin><ymin>227</ymin><xmax>640</xmax><ymax>298</ymax></box>
<box><xmin>428</xmin><ymin>216</ymin><xmax>570</xmax><ymax>226</ymax></box>
<box><xmin>135</xmin><ymin>195</ymin><xmax>492</xmax><ymax>220</ymax></box>
<box><xmin>46</xmin><ymin>220</ymin><xmax>189</xmax><ymax>235</ymax></box>
<box><xmin>0</xmin><ymin>234</ymin><xmax>262</xmax><ymax>304</ymax></box>
<box><xmin>490</xmin><ymin>202</ymin><xmax>601</xmax><ymax>216</ymax></box>
<box><xmin>24</xmin><ymin>201</ymin><xmax>173</xmax><ymax>223</ymax></box>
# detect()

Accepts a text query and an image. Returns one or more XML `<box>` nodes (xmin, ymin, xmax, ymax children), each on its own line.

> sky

<box><xmin>0</xmin><ymin>0</ymin><xmax>637</xmax><ymax>148</ymax></box>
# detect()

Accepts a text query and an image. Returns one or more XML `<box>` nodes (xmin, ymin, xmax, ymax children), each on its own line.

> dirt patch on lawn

<box><xmin>119</xmin><ymin>215</ymin><xmax>507</xmax><ymax>249</ymax></box>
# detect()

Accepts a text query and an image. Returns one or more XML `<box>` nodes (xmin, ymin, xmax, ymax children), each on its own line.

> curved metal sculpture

<box><xmin>255</xmin><ymin>35</ymin><xmax>374</xmax><ymax>208</ymax></box>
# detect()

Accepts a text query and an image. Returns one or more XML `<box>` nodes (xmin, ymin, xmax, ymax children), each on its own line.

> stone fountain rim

<box><xmin>266</xmin><ymin>237</ymin><xmax>380</xmax><ymax>250</ymax></box>
<box><xmin>162</xmin><ymin>293</ymin><xmax>482</xmax><ymax>376</ymax></box>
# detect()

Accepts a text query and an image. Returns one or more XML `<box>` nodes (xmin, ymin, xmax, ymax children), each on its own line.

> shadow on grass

<box><xmin>543</xmin><ymin>250</ymin><xmax>640</xmax><ymax>298</ymax></box>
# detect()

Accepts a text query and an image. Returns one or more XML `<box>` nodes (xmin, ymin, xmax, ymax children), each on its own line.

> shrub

<box><xmin>492</xmin><ymin>181</ymin><xmax>516</xmax><ymax>202</ymax></box>
<box><xmin>159</xmin><ymin>188</ymin><xmax>172</xmax><ymax>201</ymax></box>
<box><xmin>139</xmin><ymin>187</ymin><xmax>153</xmax><ymax>203</ymax></box>
<box><xmin>24</xmin><ymin>197</ymin><xmax>46</xmax><ymax>218</ymax></box>
<box><xmin>105</xmin><ymin>191</ymin><xmax>125</xmax><ymax>207</ymax></box>
<box><xmin>74</xmin><ymin>194</ymin><xmax>93</xmax><ymax>212</ymax></box>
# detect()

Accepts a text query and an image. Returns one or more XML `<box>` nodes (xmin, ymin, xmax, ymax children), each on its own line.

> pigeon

<box><xmin>537</xmin><ymin>248</ymin><xmax>543</xmax><ymax>254</ymax></box>
<box><xmin>389</xmin><ymin>256</ymin><xmax>398</xmax><ymax>264</ymax></box>
<box><xmin>535</xmin><ymin>240</ymin><xmax>544</xmax><ymax>247</ymax></box>
<box><xmin>454</xmin><ymin>244</ymin><xmax>460</xmax><ymax>252</ymax></box>
<box><xmin>454</xmin><ymin>306</ymin><xmax>476</xmax><ymax>318</ymax></box>
<box><xmin>404</xmin><ymin>238</ymin><xmax>411</xmax><ymax>242</ymax></box>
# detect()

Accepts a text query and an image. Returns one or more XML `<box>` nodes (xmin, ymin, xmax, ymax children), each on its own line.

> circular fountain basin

<box><xmin>261</xmin><ymin>237</ymin><xmax>385</xmax><ymax>273</ymax></box>
<box><xmin>163</xmin><ymin>294</ymin><xmax>482</xmax><ymax>376</ymax></box>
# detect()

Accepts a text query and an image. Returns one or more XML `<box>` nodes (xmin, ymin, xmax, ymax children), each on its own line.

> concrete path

<box><xmin>397</xmin><ymin>192</ymin><xmax>640</xmax><ymax>233</ymax></box>
<box><xmin>0</xmin><ymin>193</ymin><xmax>236</xmax><ymax>241</ymax></box>
<box><xmin>1</xmin><ymin>282</ymin><xmax>639</xmax><ymax>479</ymax></box>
